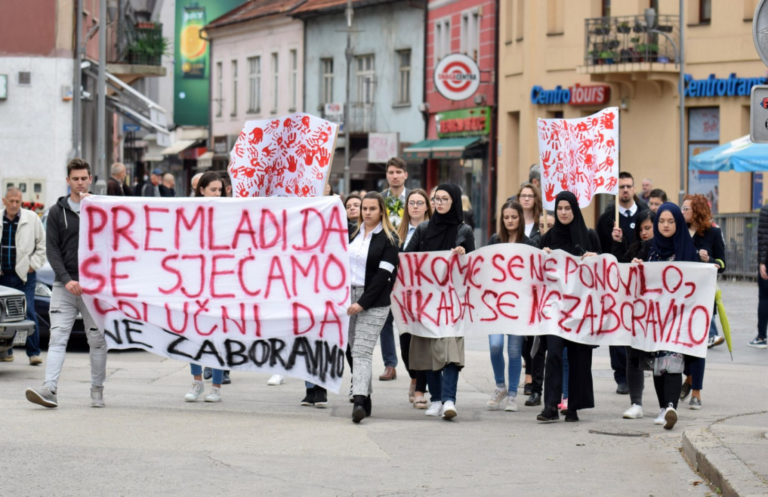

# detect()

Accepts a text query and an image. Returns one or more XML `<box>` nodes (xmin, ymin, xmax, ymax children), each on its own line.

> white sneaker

<box><xmin>504</xmin><ymin>394</ymin><xmax>518</xmax><ymax>412</ymax></box>
<box><xmin>622</xmin><ymin>403</ymin><xmax>643</xmax><ymax>419</ymax></box>
<box><xmin>267</xmin><ymin>374</ymin><xmax>284</xmax><ymax>386</ymax></box>
<box><xmin>441</xmin><ymin>400</ymin><xmax>457</xmax><ymax>420</ymax></box>
<box><xmin>204</xmin><ymin>386</ymin><xmax>222</xmax><ymax>403</ymax></box>
<box><xmin>185</xmin><ymin>380</ymin><xmax>204</xmax><ymax>402</ymax></box>
<box><xmin>425</xmin><ymin>401</ymin><xmax>443</xmax><ymax>417</ymax></box>
<box><xmin>486</xmin><ymin>388</ymin><xmax>508</xmax><ymax>410</ymax></box>
<box><xmin>653</xmin><ymin>408</ymin><xmax>666</xmax><ymax>425</ymax></box>
<box><xmin>664</xmin><ymin>406</ymin><xmax>677</xmax><ymax>430</ymax></box>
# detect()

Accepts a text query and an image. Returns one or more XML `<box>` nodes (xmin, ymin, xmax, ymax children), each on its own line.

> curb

<box><xmin>682</xmin><ymin>425</ymin><xmax>768</xmax><ymax>497</ymax></box>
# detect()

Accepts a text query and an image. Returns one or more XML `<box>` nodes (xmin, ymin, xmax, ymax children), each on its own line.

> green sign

<box><xmin>173</xmin><ymin>0</ymin><xmax>245</xmax><ymax>126</ymax></box>
<box><xmin>436</xmin><ymin>107</ymin><xmax>490</xmax><ymax>138</ymax></box>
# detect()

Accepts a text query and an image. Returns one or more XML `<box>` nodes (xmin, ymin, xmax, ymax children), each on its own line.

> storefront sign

<box><xmin>436</xmin><ymin>107</ymin><xmax>490</xmax><ymax>138</ymax></box>
<box><xmin>530</xmin><ymin>84</ymin><xmax>611</xmax><ymax>106</ymax></box>
<box><xmin>434</xmin><ymin>53</ymin><xmax>481</xmax><ymax>101</ymax></box>
<box><xmin>684</xmin><ymin>73</ymin><xmax>767</xmax><ymax>98</ymax></box>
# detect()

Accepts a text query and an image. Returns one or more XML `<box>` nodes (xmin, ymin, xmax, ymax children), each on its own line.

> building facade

<box><xmin>405</xmin><ymin>0</ymin><xmax>498</xmax><ymax>243</ymax></box>
<box><xmin>498</xmin><ymin>0</ymin><xmax>764</xmax><ymax>225</ymax></box>
<box><xmin>206</xmin><ymin>1</ymin><xmax>306</xmax><ymax>171</ymax></box>
<box><xmin>296</xmin><ymin>0</ymin><xmax>426</xmax><ymax>193</ymax></box>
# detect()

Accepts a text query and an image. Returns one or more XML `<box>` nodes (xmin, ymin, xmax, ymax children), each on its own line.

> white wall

<box><xmin>209</xmin><ymin>15</ymin><xmax>304</xmax><ymax>138</ymax></box>
<box><xmin>0</xmin><ymin>56</ymin><xmax>74</xmax><ymax>208</ymax></box>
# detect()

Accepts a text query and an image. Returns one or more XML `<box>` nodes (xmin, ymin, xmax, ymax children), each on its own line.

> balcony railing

<box><xmin>583</xmin><ymin>15</ymin><xmax>679</xmax><ymax>68</ymax></box>
<box><xmin>348</xmin><ymin>103</ymin><xmax>376</xmax><ymax>133</ymax></box>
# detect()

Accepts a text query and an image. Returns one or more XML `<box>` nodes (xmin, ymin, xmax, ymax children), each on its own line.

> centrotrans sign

<box><xmin>434</xmin><ymin>53</ymin><xmax>480</xmax><ymax>101</ymax></box>
<box><xmin>530</xmin><ymin>84</ymin><xmax>611</xmax><ymax>106</ymax></box>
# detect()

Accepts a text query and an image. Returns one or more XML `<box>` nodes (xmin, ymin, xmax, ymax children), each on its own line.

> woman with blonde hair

<box><xmin>348</xmin><ymin>192</ymin><xmax>401</xmax><ymax>423</ymax></box>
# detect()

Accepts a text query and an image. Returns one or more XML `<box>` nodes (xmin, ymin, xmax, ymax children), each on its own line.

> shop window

<box><xmin>688</xmin><ymin>107</ymin><xmax>719</xmax><ymax>213</ymax></box>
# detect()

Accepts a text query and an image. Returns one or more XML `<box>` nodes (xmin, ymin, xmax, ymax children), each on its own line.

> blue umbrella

<box><xmin>690</xmin><ymin>135</ymin><xmax>768</xmax><ymax>172</ymax></box>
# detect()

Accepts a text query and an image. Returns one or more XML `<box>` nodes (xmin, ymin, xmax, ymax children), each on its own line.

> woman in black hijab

<box><xmin>537</xmin><ymin>191</ymin><xmax>600</xmax><ymax>423</ymax></box>
<box><xmin>403</xmin><ymin>183</ymin><xmax>474</xmax><ymax>420</ymax></box>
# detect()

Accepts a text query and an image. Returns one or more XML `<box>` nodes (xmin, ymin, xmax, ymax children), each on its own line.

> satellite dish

<box><xmin>753</xmin><ymin>0</ymin><xmax>768</xmax><ymax>66</ymax></box>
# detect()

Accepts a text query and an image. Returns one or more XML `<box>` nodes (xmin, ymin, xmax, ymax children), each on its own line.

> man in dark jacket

<box><xmin>596</xmin><ymin>171</ymin><xmax>649</xmax><ymax>395</ymax></box>
<box><xmin>752</xmin><ymin>204</ymin><xmax>768</xmax><ymax>348</ymax></box>
<box><xmin>25</xmin><ymin>158</ymin><xmax>107</xmax><ymax>409</ymax></box>
<box><xmin>106</xmin><ymin>162</ymin><xmax>130</xmax><ymax>196</ymax></box>
<box><xmin>141</xmin><ymin>168</ymin><xmax>163</xmax><ymax>197</ymax></box>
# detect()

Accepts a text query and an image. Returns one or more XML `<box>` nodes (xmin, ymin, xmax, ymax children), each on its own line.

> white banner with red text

<box><xmin>78</xmin><ymin>196</ymin><xmax>350</xmax><ymax>392</ymax></box>
<box><xmin>391</xmin><ymin>244</ymin><xmax>716</xmax><ymax>358</ymax></box>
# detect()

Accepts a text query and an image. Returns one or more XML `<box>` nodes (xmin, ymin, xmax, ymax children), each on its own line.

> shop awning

<box><xmin>690</xmin><ymin>135</ymin><xmax>768</xmax><ymax>172</ymax></box>
<box><xmin>403</xmin><ymin>137</ymin><xmax>482</xmax><ymax>160</ymax></box>
<box><xmin>161</xmin><ymin>139</ymin><xmax>196</xmax><ymax>156</ymax></box>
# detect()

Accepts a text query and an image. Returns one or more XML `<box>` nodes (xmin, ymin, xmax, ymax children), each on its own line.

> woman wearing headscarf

<box><xmin>403</xmin><ymin>184</ymin><xmax>474</xmax><ymax>420</ymax></box>
<box><xmin>637</xmin><ymin>202</ymin><xmax>700</xmax><ymax>429</ymax></box>
<box><xmin>537</xmin><ymin>191</ymin><xmax>600</xmax><ymax>423</ymax></box>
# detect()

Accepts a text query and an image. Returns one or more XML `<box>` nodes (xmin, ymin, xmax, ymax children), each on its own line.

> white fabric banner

<box><xmin>538</xmin><ymin>107</ymin><xmax>620</xmax><ymax>209</ymax></box>
<box><xmin>391</xmin><ymin>244</ymin><xmax>716</xmax><ymax>358</ymax></box>
<box><xmin>78</xmin><ymin>196</ymin><xmax>351</xmax><ymax>392</ymax></box>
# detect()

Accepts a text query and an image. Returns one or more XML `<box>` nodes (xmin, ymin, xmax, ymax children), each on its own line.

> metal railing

<box><xmin>348</xmin><ymin>103</ymin><xmax>376</xmax><ymax>133</ymax></box>
<box><xmin>583</xmin><ymin>15</ymin><xmax>679</xmax><ymax>67</ymax></box>
<box><xmin>714</xmin><ymin>213</ymin><xmax>759</xmax><ymax>280</ymax></box>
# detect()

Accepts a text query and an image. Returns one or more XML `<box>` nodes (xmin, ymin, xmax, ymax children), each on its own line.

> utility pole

<box><xmin>97</xmin><ymin>0</ymin><xmax>107</xmax><ymax>185</ymax></box>
<box><xmin>343</xmin><ymin>0</ymin><xmax>353</xmax><ymax>195</ymax></box>
<box><xmin>73</xmin><ymin>0</ymin><xmax>83</xmax><ymax>158</ymax></box>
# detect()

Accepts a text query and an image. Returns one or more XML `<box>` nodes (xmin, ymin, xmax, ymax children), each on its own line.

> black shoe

<box><xmin>523</xmin><ymin>383</ymin><xmax>533</xmax><ymax>396</ymax></box>
<box><xmin>525</xmin><ymin>392</ymin><xmax>542</xmax><ymax>406</ymax></box>
<box><xmin>564</xmin><ymin>409</ymin><xmax>579</xmax><ymax>422</ymax></box>
<box><xmin>616</xmin><ymin>382</ymin><xmax>629</xmax><ymax>395</ymax></box>
<box><xmin>314</xmin><ymin>387</ymin><xmax>328</xmax><ymax>408</ymax></box>
<box><xmin>352</xmin><ymin>395</ymin><xmax>367</xmax><ymax>423</ymax></box>
<box><xmin>203</xmin><ymin>367</ymin><xmax>212</xmax><ymax>380</ymax></box>
<box><xmin>536</xmin><ymin>408</ymin><xmax>559</xmax><ymax>422</ymax></box>
<box><xmin>680</xmin><ymin>381</ymin><xmax>692</xmax><ymax>401</ymax></box>
<box><xmin>222</xmin><ymin>371</ymin><xmax>231</xmax><ymax>385</ymax></box>
<box><xmin>363</xmin><ymin>395</ymin><xmax>372</xmax><ymax>417</ymax></box>
<box><xmin>300</xmin><ymin>388</ymin><xmax>315</xmax><ymax>406</ymax></box>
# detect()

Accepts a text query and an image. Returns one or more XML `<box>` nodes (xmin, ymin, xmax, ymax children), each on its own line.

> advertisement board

<box><xmin>173</xmin><ymin>0</ymin><xmax>246</xmax><ymax>126</ymax></box>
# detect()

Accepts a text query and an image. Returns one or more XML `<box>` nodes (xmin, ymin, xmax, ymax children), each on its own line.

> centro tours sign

<box><xmin>434</xmin><ymin>53</ymin><xmax>481</xmax><ymax>101</ymax></box>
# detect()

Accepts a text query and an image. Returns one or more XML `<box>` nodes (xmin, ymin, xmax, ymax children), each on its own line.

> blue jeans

<box><xmin>488</xmin><ymin>334</ymin><xmax>523</xmax><ymax>395</ymax></box>
<box><xmin>0</xmin><ymin>271</ymin><xmax>40</xmax><ymax>357</ymax></box>
<box><xmin>190</xmin><ymin>364</ymin><xmax>223</xmax><ymax>385</ymax></box>
<box><xmin>379</xmin><ymin>312</ymin><xmax>398</xmax><ymax>367</ymax></box>
<box><xmin>426</xmin><ymin>363</ymin><xmax>460</xmax><ymax>403</ymax></box>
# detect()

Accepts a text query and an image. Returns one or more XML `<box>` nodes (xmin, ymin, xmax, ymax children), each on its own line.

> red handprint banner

<box><xmin>537</xmin><ymin>107</ymin><xmax>619</xmax><ymax>209</ymax></box>
<box><xmin>228</xmin><ymin>113</ymin><xmax>339</xmax><ymax>198</ymax></box>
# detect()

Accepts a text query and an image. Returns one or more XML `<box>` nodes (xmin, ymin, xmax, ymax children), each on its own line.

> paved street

<box><xmin>0</xmin><ymin>279</ymin><xmax>766</xmax><ymax>497</ymax></box>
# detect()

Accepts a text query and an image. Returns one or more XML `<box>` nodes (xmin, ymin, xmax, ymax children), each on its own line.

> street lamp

<box><xmin>343</xmin><ymin>0</ymin><xmax>353</xmax><ymax>195</ymax></box>
<box><xmin>644</xmin><ymin>4</ymin><xmax>686</xmax><ymax>204</ymax></box>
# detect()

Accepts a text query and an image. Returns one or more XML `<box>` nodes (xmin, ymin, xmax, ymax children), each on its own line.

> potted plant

<box><xmin>592</xmin><ymin>22</ymin><xmax>610</xmax><ymax>35</ymax></box>
<box><xmin>657</xmin><ymin>24</ymin><xmax>674</xmax><ymax>33</ymax></box>
<box><xmin>599</xmin><ymin>50</ymin><xmax>617</xmax><ymax>64</ymax></box>
<box><xmin>127</xmin><ymin>34</ymin><xmax>169</xmax><ymax>65</ymax></box>
<box><xmin>617</xmin><ymin>21</ymin><xmax>631</xmax><ymax>34</ymax></box>
<box><xmin>633</xmin><ymin>22</ymin><xmax>647</xmax><ymax>33</ymax></box>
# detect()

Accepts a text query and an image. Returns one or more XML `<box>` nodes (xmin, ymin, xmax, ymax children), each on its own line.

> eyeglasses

<box><xmin>681</xmin><ymin>206</ymin><xmax>691</xmax><ymax>212</ymax></box>
<box><xmin>433</xmin><ymin>196</ymin><xmax>451</xmax><ymax>204</ymax></box>
<box><xmin>408</xmin><ymin>200</ymin><xmax>426</xmax><ymax>207</ymax></box>
<box><xmin>519</xmin><ymin>194</ymin><xmax>535</xmax><ymax>199</ymax></box>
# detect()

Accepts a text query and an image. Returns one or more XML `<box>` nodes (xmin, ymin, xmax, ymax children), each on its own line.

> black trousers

<box><xmin>523</xmin><ymin>336</ymin><xmax>546</xmax><ymax>394</ymax></box>
<box><xmin>653</xmin><ymin>373</ymin><xmax>682</xmax><ymax>409</ymax></box>
<box><xmin>544</xmin><ymin>336</ymin><xmax>595</xmax><ymax>411</ymax></box>
<box><xmin>399</xmin><ymin>332</ymin><xmax>427</xmax><ymax>392</ymax></box>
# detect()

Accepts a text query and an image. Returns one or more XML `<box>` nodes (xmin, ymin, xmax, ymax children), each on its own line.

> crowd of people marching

<box><xmin>14</xmin><ymin>157</ymin><xmax>740</xmax><ymax>431</ymax></box>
